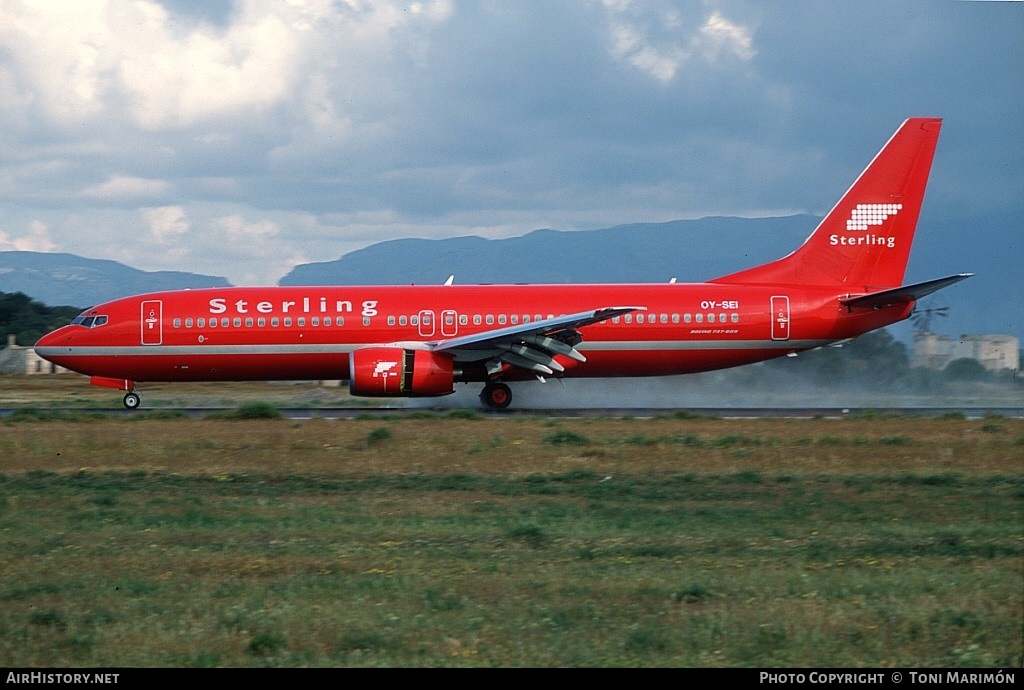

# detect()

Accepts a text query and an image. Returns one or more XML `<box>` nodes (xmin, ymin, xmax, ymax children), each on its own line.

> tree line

<box><xmin>0</xmin><ymin>291</ymin><xmax>81</xmax><ymax>347</ymax></box>
<box><xmin>738</xmin><ymin>328</ymin><xmax>1019</xmax><ymax>386</ymax></box>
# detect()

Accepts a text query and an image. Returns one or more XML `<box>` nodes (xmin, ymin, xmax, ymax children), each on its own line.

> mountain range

<box><xmin>279</xmin><ymin>216</ymin><xmax>814</xmax><ymax>286</ymax></box>
<box><xmin>0</xmin><ymin>251</ymin><xmax>229</xmax><ymax>307</ymax></box>
<box><xmin>1</xmin><ymin>213</ymin><xmax>1016</xmax><ymax>341</ymax></box>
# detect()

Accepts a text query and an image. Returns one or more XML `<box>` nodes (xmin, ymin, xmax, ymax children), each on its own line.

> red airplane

<box><xmin>35</xmin><ymin>117</ymin><xmax>970</xmax><ymax>410</ymax></box>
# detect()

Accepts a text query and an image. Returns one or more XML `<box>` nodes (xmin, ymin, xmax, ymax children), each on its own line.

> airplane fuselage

<box><xmin>36</xmin><ymin>282</ymin><xmax>909</xmax><ymax>385</ymax></box>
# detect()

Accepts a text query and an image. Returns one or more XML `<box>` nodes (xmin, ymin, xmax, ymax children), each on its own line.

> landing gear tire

<box><xmin>480</xmin><ymin>382</ymin><xmax>512</xmax><ymax>410</ymax></box>
<box><xmin>123</xmin><ymin>392</ymin><xmax>141</xmax><ymax>410</ymax></box>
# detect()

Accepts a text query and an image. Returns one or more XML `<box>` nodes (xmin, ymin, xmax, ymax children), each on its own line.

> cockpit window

<box><xmin>70</xmin><ymin>315</ymin><xmax>108</xmax><ymax>328</ymax></box>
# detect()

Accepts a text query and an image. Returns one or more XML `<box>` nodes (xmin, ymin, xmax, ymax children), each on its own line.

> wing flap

<box><xmin>501</xmin><ymin>343</ymin><xmax>565</xmax><ymax>372</ymax></box>
<box><xmin>434</xmin><ymin>306</ymin><xmax>644</xmax><ymax>374</ymax></box>
<box><xmin>522</xmin><ymin>334</ymin><xmax>587</xmax><ymax>363</ymax></box>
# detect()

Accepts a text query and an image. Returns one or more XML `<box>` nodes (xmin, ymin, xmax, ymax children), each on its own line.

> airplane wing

<box><xmin>839</xmin><ymin>273</ymin><xmax>972</xmax><ymax>310</ymax></box>
<box><xmin>432</xmin><ymin>306</ymin><xmax>645</xmax><ymax>376</ymax></box>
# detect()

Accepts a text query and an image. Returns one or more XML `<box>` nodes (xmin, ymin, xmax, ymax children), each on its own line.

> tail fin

<box><xmin>711</xmin><ymin>117</ymin><xmax>942</xmax><ymax>290</ymax></box>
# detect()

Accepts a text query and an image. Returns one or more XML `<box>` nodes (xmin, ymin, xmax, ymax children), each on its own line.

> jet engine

<box><xmin>349</xmin><ymin>347</ymin><xmax>455</xmax><ymax>397</ymax></box>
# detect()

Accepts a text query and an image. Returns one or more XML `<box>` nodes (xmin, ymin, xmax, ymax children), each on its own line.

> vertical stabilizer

<box><xmin>712</xmin><ymin>118</ymin><xmax>942</xmax><ymax>290</ymax></box>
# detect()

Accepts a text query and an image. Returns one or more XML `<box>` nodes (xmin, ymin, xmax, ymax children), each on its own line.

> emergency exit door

<box><xmin>141</xmin><ymin>300</ymin><xmax>163</xmax><ymax>345</ymax></box>
<box><xmin>771</xmin><ymin>296</ymin><xmax>790</xmax><ymax>341</ymax></box>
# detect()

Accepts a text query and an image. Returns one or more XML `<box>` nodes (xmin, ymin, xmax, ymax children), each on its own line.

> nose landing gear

<box><xmin>88</xmin><ymin>377</ymin><xmax>142</xmax><ymax>410</ymax></box>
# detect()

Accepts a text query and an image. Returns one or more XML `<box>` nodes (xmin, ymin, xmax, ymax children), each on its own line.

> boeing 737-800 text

<box><xmin>35</xmin><ymin>118</ymin><xmax>970</xmax><ymax>410</ymax></box>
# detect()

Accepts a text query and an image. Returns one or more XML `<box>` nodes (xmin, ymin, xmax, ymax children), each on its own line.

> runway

<box><xmin>2</xmin><ymin>406</ymin><xmax>1020</xmax><ymax>419</ymax></box>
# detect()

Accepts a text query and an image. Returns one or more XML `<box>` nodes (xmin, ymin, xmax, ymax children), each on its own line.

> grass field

<box><xmin>0</xmin><ymin>377</ymin><xmax>1021</xmax><ymax>667</ymax></box>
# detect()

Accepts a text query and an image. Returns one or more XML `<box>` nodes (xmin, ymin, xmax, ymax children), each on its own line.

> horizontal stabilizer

<box><xmin>839</xmin><ymin>273</ymin><xmax>972</xmax><ymax>310</ymax></box>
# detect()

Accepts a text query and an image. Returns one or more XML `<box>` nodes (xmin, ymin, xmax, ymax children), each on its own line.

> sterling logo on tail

<box><xmin>846</xmin><ymin>203</ymin><xmax>902</xmax><ymax>231</ymax></box>
<box><xmin>830</xmin><ymin>202</ymin><xmax>900</xmax><ymax>248</ymax></box>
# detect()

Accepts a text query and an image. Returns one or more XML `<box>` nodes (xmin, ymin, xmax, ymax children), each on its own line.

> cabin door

<box><xmin>771</xmin><ymin>296</ymin><xmax>790</xmax><ymax>341</ymax></box>
<box><xmin>141</xmin><ymin>300</ymin><xmax>163</xmax><ymax>345</ymax></box>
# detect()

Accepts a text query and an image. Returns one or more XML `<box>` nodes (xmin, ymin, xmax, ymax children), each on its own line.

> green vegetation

<box><xmin>0</xmin><ymin>413</ymin><xmax>1020</xmax><ymax>667</ymax></box>
<box><xmin>206</xmin><ymin>401</ymin><xmax>284</xmax><ymax>420</ymax></box>
<box><xmin>0</xmin><ymin>291</ymin><xmax>81</xmax><ymax>346</ymax></box>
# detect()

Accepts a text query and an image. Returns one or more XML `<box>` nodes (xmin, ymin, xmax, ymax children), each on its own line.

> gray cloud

<box><xmin>0</xmin><ymin>0</ymin><xmax>1019</xmax><ymax>326</ymax></box>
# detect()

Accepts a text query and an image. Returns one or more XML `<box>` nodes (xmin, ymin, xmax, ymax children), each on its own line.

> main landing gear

<box><xmin>123</xmin><ymin>391</ymin><xmax>141</xmax><ymax>410</ymax></box>
<box><xmin>480</xmin><ymin>382</ymin><xmax>512</xmax><ymax>410</ymax></box>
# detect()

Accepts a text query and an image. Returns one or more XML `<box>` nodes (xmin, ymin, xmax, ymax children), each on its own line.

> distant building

<box><xmin>0</xmin><ymin>334</ymin><xmax>68</xmax><ymax>375</ymax></box>
<box><xmin>912</xmin><ymin>332</ymin><xmax>1019</xmax><ymax>372</ymax></box>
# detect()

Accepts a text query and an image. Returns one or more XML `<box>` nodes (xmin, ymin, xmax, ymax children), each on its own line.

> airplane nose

<box><xmin>34</xmin><ymin>326</ymin><xmax>73</xmax><ymax>358</ymax></box>
<box><xmin>35</xmin><ymin>328</ymin><xmax>62</xmax><ymax>349</ymax></box>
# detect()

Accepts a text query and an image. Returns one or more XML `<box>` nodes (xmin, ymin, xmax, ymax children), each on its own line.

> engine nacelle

<box><xmin>349</xmin><ymin>347</ymin><xmax>455</xmax><ymax>397</ymax></box>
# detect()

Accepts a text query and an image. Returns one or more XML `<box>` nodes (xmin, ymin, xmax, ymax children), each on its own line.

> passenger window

<box><xmin>197</xmin><ymin>318</ymin><xmax>205</xmax><ymax>328</ymax></box>
<box><xmin>672</xmin><ymin>314</ymin><xmax>680</xmax><ymax>324</ymax></box>
<box><xmin>174</xmin><ymin>318</ymin><xmax>182</xmax><ymax>328</ymax></box>
<box><xmin>185</xmin><ymin>318</ymin><xmax>193</xmax><ymax>328</ymax></box>
<box><xmin>695</xmin><ymin>314</ymin><xmax>703</xmax><ymax>323</ymax></box>
<box><xmin>708</xmin><ymin>314</ymin><xmax>716</xmax><ymax>323</ymax></box>
<box><xmin>399</xmin><ymin>315</ymin><xmax>407</xmax><ymax>326</ymax></box>
<box><xmin>245</xmin><ymin>318</ymin><xmax>254</xmax><ymax>327</ymax></box>
<box><xmin>272</xmin><ymin>317</ymin><xmax>280</xmax><ymax>327</ymax></box>
<box><xmin>298</xmin><ymin>318</ymin><xmax>305</xmax><ymax>327</ymax></box>
<box><xmin>731</xmin><ymin>313</ymin><xmax>739</xmax><ymax>323</ymax></box>
<box><xmin>459</xmin><ymin>315</ymin><xmax>468</xmax><ymax>325</ymax></box>
<box><xmin>233</xmin><ymin>318</ymin><xmax>242</xmax><ymax>327</ymax></box>
<box><xmin>486</xmin><ymin>315</ymin><xmax>494</xmax><ymax>325</ymax></box>
<box><xmin>473</xmin><ymin>315</ymin><xmax>481</xmax><ymax>325</ymax></box>
<box><xmin>258</xmin><ymin>318</ymin><xmax>266</xmax><ymax>327</ymax></box>
<box><xmin>362</xmin><ymin>317</ymin><xmax>370</xmax><ymax>326</ymax></box>
<box><xmin>285</xmin><ymin>317</ymin><xmax>293</xmax><ymax>327</ymax></box>
<box><xmin>210</xmin><ymin>318</ymin><xmax>217</xmax><ymax>329</ymax></box>
<box><xmin>312</xmin><ymin>317</ymin><xmax>319</xmax><ymax>326</ymax></box>
<box><xmin>222</xmin><ymin>318</ymin><xmax>230</xmax><ymax>327</ymax></box>
<box><xmin>498</xmin><ymin>315</ymin><xmax>507</xmax><ymax>325</ymax></box>
<box><xmin>660</xmin><ymin>314</ymin><xmax>668</xmax><ymax>324</ymax></box>
<box><xmin>323</xmin><ymin>317</ymin><xmax>332</xmax><ymax>327</ymax></box>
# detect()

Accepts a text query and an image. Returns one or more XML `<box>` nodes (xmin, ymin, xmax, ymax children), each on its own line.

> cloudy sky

<box><xmin>1</xmin><ymin>0</ymin><xmax>1021</xmax><ymax>299</ymax></box>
